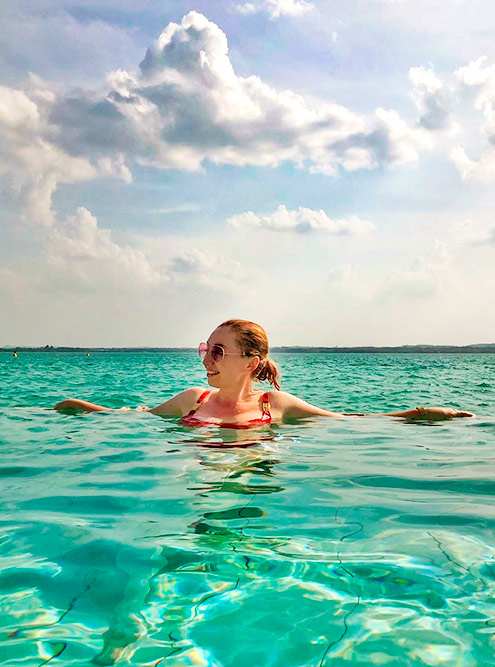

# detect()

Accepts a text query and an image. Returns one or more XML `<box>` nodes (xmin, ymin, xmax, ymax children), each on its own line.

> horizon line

<box><xmin>2</xmin><ymin>343</ymin><xmax>495</xmax><ymax>353</ymax></box>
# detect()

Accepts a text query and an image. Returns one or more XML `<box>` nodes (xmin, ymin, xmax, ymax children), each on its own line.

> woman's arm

<box><xmin>271</xmin><ymin>392</ymin><xmax>345</xmax><ymax>420</ymax></box>
<box><xmin>270</xmin><ymin>392</ymin><xmax>475</xmax><ymax>421</ymax></box>
<box><xmin>53</xmin><ymin>399</ymin><xmax>111</xmax><ymax>412</ymax></box>
<box><xmin>54</xmin><ymin>387</ymin><xmax>205</xmax><ymax>416</ymax></box>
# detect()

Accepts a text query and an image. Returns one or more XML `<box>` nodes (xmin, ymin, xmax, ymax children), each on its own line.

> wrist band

<box><xmin>416</xmin><ymin>405</ymin><xmax>427</xmax><ymax>417</ymax></box>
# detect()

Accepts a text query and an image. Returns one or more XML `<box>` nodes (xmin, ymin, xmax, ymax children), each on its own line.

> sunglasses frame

<box><xmin>198</xmin><ymin>342</ymin><xmax>251</xmax><ymax>363</ymax></box>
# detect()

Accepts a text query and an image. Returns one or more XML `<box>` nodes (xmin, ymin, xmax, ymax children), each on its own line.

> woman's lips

<box><xmin>206</xmin><ymin>371</ymin><xmax>219</xmax><ymax>377</ymax></box>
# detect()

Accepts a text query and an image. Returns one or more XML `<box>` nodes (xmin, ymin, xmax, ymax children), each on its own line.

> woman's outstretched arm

<box><xmin>271</xmin><ymin>392</ymin><xmax>345</xmax><ymax>420</ymax></box>
<box><xmin>53</xmin><ymin>399</ymin><xmax>111</xmax><ymax>412</ymax></box>
<box><xmin>53</xmin><ymin>388</ymin><xmax>205</xmax><ymax>416</ymax></box>
<box><xmin>270</xmin><ymin>392</ymin><xmax>475</xmax><ymax>421</ymax></box>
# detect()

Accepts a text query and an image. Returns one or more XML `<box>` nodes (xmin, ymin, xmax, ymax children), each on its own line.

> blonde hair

<box><xmin>219</xmin><ymin>319</ymin><xmax>281</xmax><ymax>390</ymax></box>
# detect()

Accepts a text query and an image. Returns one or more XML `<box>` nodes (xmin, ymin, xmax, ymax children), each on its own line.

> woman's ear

<box><xmin>248</xmin><ymin>356</ymin><xmax>260</xmax><ymax>373</ymax></box>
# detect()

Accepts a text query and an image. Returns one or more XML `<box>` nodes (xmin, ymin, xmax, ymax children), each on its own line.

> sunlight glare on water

<box><xmin>1</xmin><ymin>351</ymin><xmax>495</xmax><ymax>666</ymax></box>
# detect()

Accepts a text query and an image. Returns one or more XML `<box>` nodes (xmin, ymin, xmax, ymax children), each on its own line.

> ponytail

<box><xmin>254</xmin><ymin>356</ymin><xmax>281</xmax><ymax>390</ymax></box>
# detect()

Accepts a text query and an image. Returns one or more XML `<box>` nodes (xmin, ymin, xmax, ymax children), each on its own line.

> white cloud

<box><xmin>369</xmin><ymin>107</ymin><xmax>432</xmax><ymax>164</ymax></box>
<box><xmin>168</xmin><ymin>248</ymin><xmax>247</xmax><ymax>290</ymax></box>
<box><xmin>227</xmin><ymin>204</ymin><xmax>376</xmax><ymax>235</ymax></box>
<box><xmin>45</xmin><ymin>207</ymin><xmax>167</xmax><ymax>289</ymax></box>
<box><xmin>265</xmin><ymin>0</ymin><xmax>315</xmax><ymax>18</ymax></box>
<box><xmin>409</xmin><ymin>65</ymin><xmax>454</xmax><ymax>131</ymax></box>
<box><xmin>153</xmin><ymin>203</ymin><xmax>201</xmax><ymax>214</ymax></box>
<box><xmin>451</xmin><ymin>145</ymin><xmax>495</xmax><ymax>181</ymax></box>
<box><xmin>236</xmin><ymin>0</ymin><xmax>315</xmax><ymax>18</ymax></box>
<box><xmin>169</xmin><ymin>249</ymin><xmax>218</xmax><ymax>274</ymax></box>
<box><xmin>328</xmin><ymin>263</ymin><xmax>357</xmax><ymax>286</ymax></box>
<box><xmin>381</xmin><ymin>240</ymin><xmax>452</xmax><ymax>299</ymax></box>
<box><xmin>455</xmin><ymin>56</ymin><xmax>495</xmax><ymax>96</ymax></box>
<box><xmin>0</xmin><ymin>11</ymin><xmax>451</xmax><ymax>229</ymax></box>
<box><xmin>451</xmin><ymin>56</ymin><xmax>495</xmax><ymax>180</ymax></box>
<box><xmin>0</xmin><ymin>214</ymin><xmax>252</xmax><ymax>345</ymax></box>
<box><xmin>471</xmin><ymin>227</ymin><xmax>495</xmax><ymax>246</ymax></box>
<box><xmin>0</xmin><ymin>79</ymin><xmax>130</xmax><ymax>226</ymax></box>
<box><xmin>455</xmin><ymin>219</ymin><xmax>495</xmax><ymax>246</ymax></box>
<box><xmin>8</xmin><ymin>12</ymin><xmax>495</xmax><ymax>232</ymax></box>
<box><xmin>455</xmin><ymin>56</ymin><xmax>495</xmax><ymax>140</ymax></box>
<box><xmin>15</xmin><ymin>12</ymin><xmax>429</xmax><ymax>186</ymax></box>
<box><xmin>327</xmin><ymin>263</ymin><xmax>371</xmax><ymax>299</ymax></box>
<box><xmin>0</xmin><ymin>86</ymin><xmax>39</xmax><ymax>129</ymax></box>
<box><xmin>236</xmin><ymin>3</ymin><xmax>259</xmax><ymax>15</ymax></box>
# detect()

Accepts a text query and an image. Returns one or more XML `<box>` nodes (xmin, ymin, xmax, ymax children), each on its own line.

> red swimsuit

<box><xmin>179</xmin><ymin>390</ymin><xmax>272</xmax><ymax>429</ymax></box>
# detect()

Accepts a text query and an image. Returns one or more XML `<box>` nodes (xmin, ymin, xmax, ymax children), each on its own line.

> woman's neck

<box><xmin>215</xmin><ymin>380</ymin><xmax>257</xmax><ymax>406</ymax></box>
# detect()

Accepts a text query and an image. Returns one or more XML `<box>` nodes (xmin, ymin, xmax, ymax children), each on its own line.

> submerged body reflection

<box><xmin>186</xmin><ymin>437</ymin><xmax>283</xmax><ymax>535</ymax></box>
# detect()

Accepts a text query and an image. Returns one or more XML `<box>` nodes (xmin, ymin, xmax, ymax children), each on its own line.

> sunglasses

<box><xmin>198</xmin><ymin>342</ymin><xmax>250</xmax><ymax>363</ymax></box>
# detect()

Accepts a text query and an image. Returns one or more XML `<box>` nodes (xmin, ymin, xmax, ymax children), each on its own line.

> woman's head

<box><xmin>214</xmin><ymin>319</ymin><xmax>280</xmax><ymax>390</ymax></box>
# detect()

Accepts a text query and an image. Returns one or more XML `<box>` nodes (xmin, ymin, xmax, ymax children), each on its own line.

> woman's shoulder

<box><xmin>264</xmin><ymin>390</ymin><xmax>295</xmax><ymax>406</ymax></box>
<box><xmin>148</xmin><ymin>387</ymin><xmax>211</xmax><ymax>416</ymax></box>
<box><xmin>184</xmin><ymin>386</ymin><xmax>210</xmax><ymax>396</ymax></box>
<box><xmin>181</xmin><ymin>387</ymin><xmax>212</xmax><ymax>403</ymax></box>
<box><xmin>160</xmin><ymin>386</ymin><xmax>206</xmax><ymax>403</ymax></box>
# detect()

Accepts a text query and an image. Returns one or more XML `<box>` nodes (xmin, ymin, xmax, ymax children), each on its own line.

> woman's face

<box><xmin>203</xmin><ymin>326</ymin><xmax>256</xmax><ymax>387</ymax></box>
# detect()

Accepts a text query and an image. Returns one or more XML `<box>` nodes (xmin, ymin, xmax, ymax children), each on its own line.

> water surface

<box><xmin>1</xmin><ymin>352</ymin><xmax>494</xmax><ymax>666</ymax></box>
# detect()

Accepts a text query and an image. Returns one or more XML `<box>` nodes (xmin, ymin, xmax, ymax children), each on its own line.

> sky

<box><xmin>1</xmin><ymin>0</ymin><xmax>495</xmax><ymax>347</ymax></box>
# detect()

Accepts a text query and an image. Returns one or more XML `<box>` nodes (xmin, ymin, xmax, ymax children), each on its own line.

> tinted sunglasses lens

<box><xmin>211</xmin><ymin>345</ymin><xmax>224</xmax><ymax>363</ymax></box>
<box><xmin>198</xmin><ymin>342</ymin><xmax>208</xmax><ymax>360</ymax></box>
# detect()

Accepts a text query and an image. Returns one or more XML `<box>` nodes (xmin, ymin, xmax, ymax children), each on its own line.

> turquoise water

<box><xmin>1</xmin><ymin>351</ymin><xmax>495</xmax><ymax>666</ymax></box>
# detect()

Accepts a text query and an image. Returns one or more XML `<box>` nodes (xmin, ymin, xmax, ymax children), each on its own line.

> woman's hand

<box><xmin>418</xmin><ymin>406</ymin><xmax>475</xmax><ymax>420</ymax></box>
<box><xmin>384</xmin><ymin>406</ymin><xmax>475</xmax><ymax>420</ymax></box>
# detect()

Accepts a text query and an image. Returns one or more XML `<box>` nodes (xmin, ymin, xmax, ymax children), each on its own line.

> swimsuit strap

<box><xmin>197</xmin><ymin>390</ymin><xmax>211</xmax><ymax>405</ymax></box>
<box><xmin>185</xmin><ymin>390</ymin><xmax>211</xmax><ymax>418</ymax></box>
<box><xmin>261</xmin><ymin>392</ymin><xmax>271</xmax><ymax>419</ymax></box>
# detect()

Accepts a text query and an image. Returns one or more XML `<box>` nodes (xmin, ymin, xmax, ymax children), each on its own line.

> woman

<box><xmin>54</xmin><ymin>319</ymin><xmax>475</xmax><ymax>425</ymax></box>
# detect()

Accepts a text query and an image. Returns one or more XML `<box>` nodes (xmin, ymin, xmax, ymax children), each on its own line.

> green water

<box><xmin>1</xmin><ymin>352</ymin><xmax>495</xmax><ymax>666</ymax></box>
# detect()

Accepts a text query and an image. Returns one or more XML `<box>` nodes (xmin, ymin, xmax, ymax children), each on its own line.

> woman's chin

<box><xmin>206</xmin><ymin>374</ymin><xmax>220</xmax><ymax>386</ymax></box>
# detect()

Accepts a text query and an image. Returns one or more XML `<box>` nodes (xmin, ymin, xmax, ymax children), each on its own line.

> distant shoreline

<box><xmin>3</xmin><ymin>345</ymin><xmax>495</xmax><ymax>354</ymax></box>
